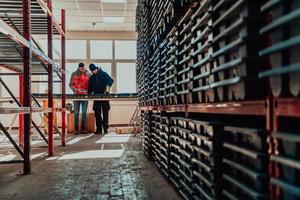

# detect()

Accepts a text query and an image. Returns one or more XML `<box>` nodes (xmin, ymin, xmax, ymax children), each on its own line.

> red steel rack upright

<box><xmin>271</xmin><ymin>98</ymin><xmax>300</xmax><ymax>199</ymax></box>
<box><xmin>0</xmin><ymin>0</ymin><xmax>66</xmax><ymax>174</ymax></box>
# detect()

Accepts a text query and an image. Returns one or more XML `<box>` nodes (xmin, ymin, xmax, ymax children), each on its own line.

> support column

<box><xmin>47</xmin><ymin>0</ymin><xmax>54</xmax><ymax>156</ymax></box>
<box><xmin>273</xmin><ymin>99</ymin><xmax>280</xmax><ymax>200</ymax></box>
<box><xmin>18</xmin><ymin>75</ymin><xmax>24</xmax><ymax>147</ymax></box>
<box><xmin>112</xmin><ymin>40</ymin><xmax>117</xmax><ymax>93</ymax></box>
<box><xmin>23</xmin><ymin>0</ymin><xmax>32</xmax><ymax>175</ymax></box>
<box><xmin>61</xmin><ymin>9</ymin><xmax>66</xmax><ymax>146</ymax></box>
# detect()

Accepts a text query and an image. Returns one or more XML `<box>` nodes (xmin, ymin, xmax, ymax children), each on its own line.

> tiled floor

<box><xmin>0</xmin><ymin>133</ymin><xmax>181</xmax><ymax>200</ymax></box>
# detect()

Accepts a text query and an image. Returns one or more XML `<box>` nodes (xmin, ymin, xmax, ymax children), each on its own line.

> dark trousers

<box><xmin>93</xmin><ymin>101</ymin><xmax>110</xmax><ymax>132</ymax></box>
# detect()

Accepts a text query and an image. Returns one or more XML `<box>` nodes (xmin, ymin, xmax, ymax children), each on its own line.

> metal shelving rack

<box><xmin>137</xmin><ymin>1</ymin><xmax>300</xmax><ymax>199</ymax></box>
<box><xmin>140</xmin><ymin>76</ymin><xmax>300</xmax><ymax>200</ymax></box>
<box><xmin>0</xmin><ymin>0</ymin><xmax>66</xmax><ymax>174</ymax></box>
<box><xmin>138</xmin><ymin>0</ymin><xmax>300</xmax><ymax>199</ymax></box>
<box><xmin>140</xmin><ymin>98</ymin><xmax>277</xmax><ymax>197</ymax></box>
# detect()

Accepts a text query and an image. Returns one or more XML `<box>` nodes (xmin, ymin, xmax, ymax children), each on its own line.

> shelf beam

<box><xmin>275</xmin><ymin>98</ymin><xmax>300</xmax><ymax>117</ymax></box>
<box><xmin>0</xmin><ymin>107</ymin><xmax>30</xmax><ymax>114</ymax></box>
<box><xmin>141</xmin><ymin>100</ymin><xmax>267</xmax><ymax>116</ymax></box>
<box><xmin>188</xmin><ymin>101</ymin><xmax>267</xmax><ymax>116</ymax></box>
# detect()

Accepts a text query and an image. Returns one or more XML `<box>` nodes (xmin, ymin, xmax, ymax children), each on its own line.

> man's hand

<box><xmin>105</xmin><ymin>86</ymin><xmax>111</xmax><ymax>94</ymax></box>
<box><xmin>73</xmin><ymin>88</ymin><xmax>87</xmax><ymax>93</ymax></box>
<box><xmin>78</xmin><ymin>89</ymin><xmax>88</xmax><ymax>93</ymax></box>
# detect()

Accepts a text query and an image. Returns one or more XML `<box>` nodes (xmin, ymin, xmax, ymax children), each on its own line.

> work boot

<box><xmin>81</xmin><ymin>129</ymin><xmax>88</xmax><ymax>134</ymax></box>
<box><xmin>74</xmin><ymin>128</ymin><xmax>79</xmax><ymax>135</ymax></box>
<box><xmin>95</xmin><ymin>129</ymin><xmax>102</xmax><ymax>134</ymax></box>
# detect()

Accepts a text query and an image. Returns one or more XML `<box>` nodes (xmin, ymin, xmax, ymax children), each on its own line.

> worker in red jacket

<box><xmin>69</xmin><ymin>63</ymin><xmax>90</xmax><ymax>135</ymax></box>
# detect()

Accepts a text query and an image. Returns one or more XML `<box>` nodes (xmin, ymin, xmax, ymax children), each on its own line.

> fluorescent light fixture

<box><xmin>102</xmin><ymin>0</ymin><xmax>126</xmax><ymax>3</ymax></box>
<box><xmin>103</xmin><ymin>17</ymin><xmax>124</xmax><ymax>23</ymax></box>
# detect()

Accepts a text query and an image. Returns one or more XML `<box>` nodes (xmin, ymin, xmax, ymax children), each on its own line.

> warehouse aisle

<box><xmin>0</xmin><ymin>133</ymin><xmax>181</xmax><ymax>200</ymax></box>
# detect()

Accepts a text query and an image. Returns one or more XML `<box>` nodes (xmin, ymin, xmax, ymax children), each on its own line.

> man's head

<box><xmin>78</xmin><ymin>63</ymin><xmax>85</xmax><ymax>72</ymax></box>
<box><xmin>89</xmin><ymin>63</ymin><xmax>98</xmax><ymax>74</ymax></box>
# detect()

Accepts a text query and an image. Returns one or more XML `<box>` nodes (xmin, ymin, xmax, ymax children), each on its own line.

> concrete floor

<box><xmin>0</xmin><ymin>133</ymin><xmax>181</xmax><ymax>200</ymax></box>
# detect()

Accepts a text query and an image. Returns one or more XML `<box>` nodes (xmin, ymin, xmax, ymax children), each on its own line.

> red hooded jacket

<box><xmin>69</xmin><ymin>69</ymin><xmax>90</xmax><ymax>94</ymax></box>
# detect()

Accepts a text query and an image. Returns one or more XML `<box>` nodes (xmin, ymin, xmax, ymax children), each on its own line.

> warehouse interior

<box><xmin>0</xmin><ymin>0</ymin><xmax>300</xmax><ymax>200</ymax></box>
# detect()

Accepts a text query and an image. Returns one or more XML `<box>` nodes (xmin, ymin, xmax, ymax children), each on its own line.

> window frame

<box><xmin>66</xmin><ymin>39</ymin><xmax>87</xmax><ymax>59</ymax></box>
<box><xmin>54</xmin><ymin>38</ymin><xmax>136</xmax><ymax>93</ymax></box>
<box><xmin>116</xmin><ymin>62</ymin><xmax>137</xmax><ymax>93</ymax></box>
<box><xmin>114</xmin><ymin>40</ymin><xmax>137</xmax><ymax>59</ymax></box>
<box><xmin>90</xmin><ymin>40</ymin><xmax>113</xmax><ymax>60</ymax></box>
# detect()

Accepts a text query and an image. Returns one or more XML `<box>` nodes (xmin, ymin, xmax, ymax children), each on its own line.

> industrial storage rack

<box><xmin>0</xmin><ymin>0</ymin><xmax>66</xmax><ymax>174</ymax></box>
<box><xmin>137</xmin><ymin>0</ymin><xmax>300</xmax><ymax>199</ymax></box>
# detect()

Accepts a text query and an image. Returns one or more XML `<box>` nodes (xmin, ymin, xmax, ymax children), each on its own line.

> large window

<box><xmin>53</xmin><ymin>39</ymin><xmax>136</xmax><ymax>94</ymax></box>
<box><xmin>115</xmin><ymin>40</ymin><xmax>136</xmax><ymax>59</ymax></box>
<box><xmin>90</xmin><ymin>40</ymin><xmax>113</xmax><ymax>59</ymax></box>
<box><xmin>116</xmin><ymin>63</ymin><xmax>136</xmax><ymax>93</ymax></box>
<box><xmin>53</xmin><ymin>40</ymin><xmax>62</xmax><ymax>60</ymax></box>
<box><xmin>66</xmin><ymin>40</ymin><xmax>86</xmax><ymax>59</ymax></box>
<box><xmin>35</xmin><ymin>39</ymin><xmax>61</xmax><ymax>59</ymax></box>
<box><xmin>36</xmin><ymin>74</ymin><xmax>61</xmax><ymax>94</ymax></box>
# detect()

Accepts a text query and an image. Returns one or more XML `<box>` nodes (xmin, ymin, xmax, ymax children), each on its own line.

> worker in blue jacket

<box><xmin>88</xmin><ymin>64</ymin><xmax>114</xmax><ymax>134</ymax></box>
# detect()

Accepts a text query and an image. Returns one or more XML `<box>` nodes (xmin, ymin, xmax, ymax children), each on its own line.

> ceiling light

<box><xmin>103</xmin><ymin>17</ymin><xmax>124</xmax><ymax>23</ymax></box>
<box><xmin>102</xmin><ymin>0</ymin><xmax>126</xmax><ymax>3</ymax></box>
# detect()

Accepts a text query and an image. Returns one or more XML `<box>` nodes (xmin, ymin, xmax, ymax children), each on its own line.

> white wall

<box><xmin>0</xmin><ymin>68</ymin><xmax>20</xmax><ymax>127</ymax></box>
<box><xmin>0</xmin><ymin>68</ymin><xmax>19</xmax><ymax>98</ymax></box>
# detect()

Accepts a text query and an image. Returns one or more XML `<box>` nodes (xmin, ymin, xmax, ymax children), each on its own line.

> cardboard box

<box><xmin>67</xmin><ymin>112</ymin><xmax>95</xmax><ymax>133</ymax></box>
<box><xmin>115</xmin><ymin>126</ymin><xmax>141</xmax><ymax>134</ymax></box>
<box><xmin>43</xmin><ymin>100</ymin><xmax>58</xmax><ymax>128</ymax></box>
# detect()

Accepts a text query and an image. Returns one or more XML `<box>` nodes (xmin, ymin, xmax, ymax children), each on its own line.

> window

<box><xmin>35</xmin><ymin>39</ymin><xmax>61</xmax><ymax>59</ymax></box>
<box><xmin>116</xmin><ymin>63</ymin><xmax>136</xmax><ymax>93</ymax></box>
<box><xmin>115</xmin><ymin>40</ymin><xmax>136</xmax><ymax>59</ymax></box>
<box><xmin>90</xmin><ymin>40</ymin><xmax>113</xmax><ymax>59</ymax></box>
<box><xmin>50</xmin><ymin>39</ymin><xmax>138</xmax><ymax>94</ymax></box>
<box><xmin>53</xmin><ymin>40</ymin><xmax>62</xmax><ymax>59</ymax></box>
<box><xmin>66</xmin><ymin>40</ymin><xmax>86</xmax><ymax>59</ymax></box>
<box><xmin>37</xmin><ymin>75</ymin><xmax>61</xmax><ymax>94</ymax></box>
<box><xmin>94</xmin><ymin>63</ymin><xmax>112</xmax><ymax>76</ymax></box>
